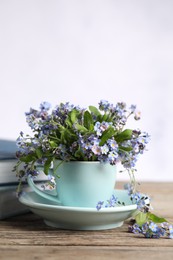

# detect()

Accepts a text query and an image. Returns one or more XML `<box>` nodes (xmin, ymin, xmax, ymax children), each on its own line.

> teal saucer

<box><xmin>19</xmin><ymin>189</ymin><xmax>137</xmax><ymax>230</ymax></box>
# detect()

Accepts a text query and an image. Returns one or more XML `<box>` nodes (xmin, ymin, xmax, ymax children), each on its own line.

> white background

<box><xmin>0</xmin><ymin>0</ymin><xmax>173</xmax><ymax>181</ymax></box>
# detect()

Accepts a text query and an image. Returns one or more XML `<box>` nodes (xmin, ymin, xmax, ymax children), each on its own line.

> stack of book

<box><xmin>0</xmin><ymin>139</ymin><xmax>47</xmax><ymax>220</ymax></box>
<box><xmin>0</xmin><ymin>139</ymin><xmax>26</xmax><ymax>219</ymax></box>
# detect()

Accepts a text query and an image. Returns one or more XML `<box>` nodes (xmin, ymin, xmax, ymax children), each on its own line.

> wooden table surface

<box><xmin>0</xmin><ymin>182</ymin><xmax>173</xmax><ymax>260</ymax></box>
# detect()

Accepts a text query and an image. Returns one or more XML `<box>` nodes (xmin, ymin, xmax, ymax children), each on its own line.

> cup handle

<box><xmin>27</xmin><ymin>175</ymin><xmax>61</xmax><ymax>205</ymax></box>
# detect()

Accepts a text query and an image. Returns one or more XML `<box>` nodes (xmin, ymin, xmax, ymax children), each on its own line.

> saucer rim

<box><xmin>19</xmin><ymin>189</ymin><xmax>137</xmax><ymax>213</ymax></box>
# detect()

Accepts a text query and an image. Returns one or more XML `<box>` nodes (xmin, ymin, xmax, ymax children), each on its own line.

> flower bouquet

<box><xmin>15</xmin><ymin>100</ymin><xmax>149</xmax><ymax>178</ymax></box>
<box><xmin>14</xmin><ymin>100</ymin><xmax>173</xmax><ymax>238</ymax></box>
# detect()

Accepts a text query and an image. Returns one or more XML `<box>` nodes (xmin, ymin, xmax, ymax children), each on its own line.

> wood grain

<box><xmin>0</xmin><ymin>182</ymin><xmax>173</xmax><ymax>260</ymax></box>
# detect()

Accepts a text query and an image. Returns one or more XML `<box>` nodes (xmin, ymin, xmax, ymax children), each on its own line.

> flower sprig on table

<box><xmin>96</xmin><ymin>179</ymin><xmax>173</xmax><ymax>239</ymax></box>
<box><xmin>127</xmin><ymin>182</ymin><xmax>173</xmax><ymax>239</ymax></box>
<box><xmin>14</xmin><ymin>100</ymin><xmax>149</xmax><ymax>189</ymax></box>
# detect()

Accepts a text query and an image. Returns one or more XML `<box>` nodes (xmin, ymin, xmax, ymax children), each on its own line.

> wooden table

<box><xmin>0</xmin><ymin>182</ymin><xmax>173</xmax><ymax>260</ymax></box>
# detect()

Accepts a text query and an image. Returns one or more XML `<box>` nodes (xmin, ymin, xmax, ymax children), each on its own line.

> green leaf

<box><xmin>35</xmin><ymin>148</ymin><xmax>43</xmax><ymax>159</ymax></box>
<box><xmin>44</xmin><ymin>158</ymin><xmax>52</xmax><ymax>175</ymax></box>
<box><xmin>19</xmin><ymin>154</ymin><xmax>36</xmax><ymax>163</ymax></box>
<box><xmin>60</xmin><ymin>128</ymin><xmax>76</xmax><ymax>144</ymax></box>
<box><xmin>60</xmin><ymin>129</ymin><xmax>65</xmax><ymax>143</ymax></box>
<box><xmin>135</xmin><ymin>212</ymin><xmax>148</xmax><ymax>227</ymax></box>
<box><xmin>65</xmin><ymin>118</ymin><xmax>72</xmax><ymax>127</ymax></box>
<box><xmin>98</xmin><ymin>113</ymin><xmax>110</xmax><ymax>122</ymax></box>
<box><xmin>119</xmin><ymin>146</ymin><xmax>133</xmax><ymax>152</ymax></box>
<box><xmin>75</xmin><ymin>123</ymin><xmax>88</xmax><ymax>133</ymax></box>
<box><xmin>114</xmin><ymin>129</ymin><xmax>133</xmax><ymax>143</ymax></box>
<box><xmin>84</xmin><ymin>111</ymin><xmax>94</xmax><ymax>130</ymax></box>
<box><xmin>49</xmin><ymin>140</ymin><xmax>58</xmax><ymax>148</ymax></box>
<box><xmin>89</xmin><ymin>106</ymin><xmax>101</xmax><ymax>117</ymax></box>
<box><xmin>99</xmin><ymin>127</ymin><xmax>115</xmax><ymax>146</ymax></box>
<box><xmin>63</xmin><ymin>129</ymin><xmax>71</xmax><ymax>141</ymax></box>
<box><xmin>70</xmin><ymin>109</ymin><xmax>79</xmax><ymax>124</ymax></box>
<box><xmin>148</xmin><ymin>213</ymin><xmax>168</xmax><ymax>224</ymax></box>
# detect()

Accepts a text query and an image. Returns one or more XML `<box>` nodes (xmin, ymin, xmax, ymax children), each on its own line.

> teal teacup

<box><xmin>27</xmin><ymin>161</ymin><xmax>117</xmax><ymax>208</ymax></box>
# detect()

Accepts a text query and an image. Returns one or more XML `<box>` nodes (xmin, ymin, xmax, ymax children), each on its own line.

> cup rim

<box><xmin>54</xmin><ymin>160</ymin><xmax>115</xmax><ymax>165</ymax></box>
